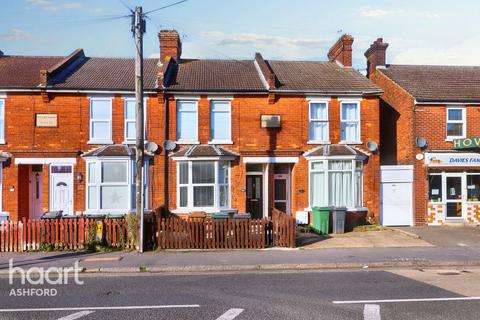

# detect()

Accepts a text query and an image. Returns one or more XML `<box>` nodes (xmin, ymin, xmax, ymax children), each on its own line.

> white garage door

<box><xmin>380</xmin><ymin>165</ymin><xmax>414</xmax><ymax>226</ymax></box>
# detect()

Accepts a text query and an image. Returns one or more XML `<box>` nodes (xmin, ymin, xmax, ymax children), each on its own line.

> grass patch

<box><xmin>352</xmin><ymin>224</ymin><xmax>385</xmax><ymax>232</ymax></box>
<box><xmin>139</xmin><ymin>266</ymin><xmax>148</xmax><ymax>272</ymax></box>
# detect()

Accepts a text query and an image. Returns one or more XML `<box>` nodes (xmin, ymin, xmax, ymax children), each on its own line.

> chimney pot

<box><xmin>327</xmin><ymin>34</ymin><xmax>354</xmax><ymax>67</ymax></box>
<box><xmin>364</xmin><ymin>38</ymin><xmax>389</xmax><ymax>78</ymax></box>
<box><xmin>159</xmin><ymin>30</ymin><xmax>182</xmax><ymax>63</ymax></box>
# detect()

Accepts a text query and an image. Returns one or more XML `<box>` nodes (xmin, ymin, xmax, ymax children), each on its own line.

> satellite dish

<box><xmin>366</xmin><ymin>141</ymin><xmax>378</xmax><ymax>152</ymax></box>
<box><xmin>145</xmin><ymin>141</ymin><xmax>159</xmax><ymax>153</ymax></box>
<box><xmin>163</xmin><ymin>140</ymin><xmax>177</xmax><ymax>151</ymax></box>
<box><xmin>416</xmin><ymin>137</ymin><xmax>427</xmax><ymax>148</ymax></box>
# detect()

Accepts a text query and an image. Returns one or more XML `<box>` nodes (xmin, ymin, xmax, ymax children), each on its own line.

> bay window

<box><xmin>446</xmin><ymin>107</ymin><xmax>465</xmax><ymax>139</ymax></box>
<box><xmin>86</xmin><ymin>159</ymin><xmax>148</xmax><ymax>213</ymax></box>
<box><xmin>340</xmin><ymin>101</ymin><xmax>360</xmax><ymax>143</ymax></box>
<box><xmin>308</xmin><ymin>101</ymin><xmax>329</xmax><ymax>142</ymax></box>
<box><xmin>309</xmin><ymin>159</ymin><xmax>363</xmax><ymax>208</ymax></box>
<box><xmin>177</xmin><ymin>160</ymin><xmax>230</xmax><ymax>210</ymax></box>
<box><xmin>89</xmin><ymin>97</ymin><xmax>112</xmax><ymax>144</ymax></box>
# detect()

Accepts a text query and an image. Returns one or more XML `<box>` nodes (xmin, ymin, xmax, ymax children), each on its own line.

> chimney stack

<box><xmin>159</xmin><ymin>30</ymin><xmax>182</xmax><ymax>64</ymax></box>
<box><xmin>327</xmin><ymin>34</ymin><xmax>354</xmax><ymax>67</ymax></box>
<box><xmin>364</xmin><ymin>38</ymin><xmax>389</xmax><ymax>78</ymax></box>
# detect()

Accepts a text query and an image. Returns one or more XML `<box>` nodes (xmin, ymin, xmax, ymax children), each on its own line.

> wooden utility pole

<box><xmin>133</xmin><ymin>6</ymin><xmax>145</xmax><ymax>253</ymax></box>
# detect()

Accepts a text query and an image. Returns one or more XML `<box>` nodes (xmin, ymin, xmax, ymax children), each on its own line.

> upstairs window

<box><xmin>308</xmin><ymin>102</ymin><xmax>329</xmax><ymax>142</ymax></box>
<box><xmin>124</xmin><ymin>98</ymin><xmax>147</xmax><ymax>143</ymax></box>
<box><xmin>340</xmin><ymin>101</ymin><xmax>360</xmax><ymax>143</ymax></box>
<box><xmin>210</xmin><ymin>100</ymin><xmax>232</xmax><ymax>143</ymax></box>
<box><xmin>0</xmin><ymin>98</ymin><xmax>4</xmax><ymax>144</ymax></box>
<box><xmin>446</xmin><ymin>107</ymin><xmax>465</xmax><ymax>139</ymax></box>
<box><xmin>177</xmin><ymin>100</ymin><xmax>198</xmax><ymax>142</ymax></box>
<box><xmin>89</xmin><ymin>98</ymin><xmax>112</xmax><ymax>144</ymax></box>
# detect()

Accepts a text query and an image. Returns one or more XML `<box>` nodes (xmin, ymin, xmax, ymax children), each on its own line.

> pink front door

<box><xmin>29</xmin><ymin>165</ymin><xmax>43</xmax><ymax>220</ymax></box>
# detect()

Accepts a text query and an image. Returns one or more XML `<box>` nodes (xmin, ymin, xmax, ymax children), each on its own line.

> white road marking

<box><xmin>364</xmin><ymin>304</ymin><xmax>380</xmax><ymax>320</ymax></box>
<box><xmin>0</xmin><ymin>304</ymin><xmax>200</xmax><ymax>312</ymax></box>
<box><xmin>216</xmin><ymin>308</ymin><xmax>244</xmax><ymax>320</ymax></box>
<box><xmin>333</xmin><ymin>296</ymin><xmax>480</xmax><ymax>304</ymax></box>
<box><xmin>57</xmin><ymin>310</ymin><xmax>95</xmax><ymax>320</ymax></box>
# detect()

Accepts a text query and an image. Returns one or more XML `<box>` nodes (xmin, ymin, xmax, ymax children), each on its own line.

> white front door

<box><xmin>50</xmin><ymin>165</ymin><xmax>74</xmax><ymax>215</ymax></box>
<box><xmin>29</xmin><ymin>165</ymin><xmax>43</xmax><ymax>220</ymax></box>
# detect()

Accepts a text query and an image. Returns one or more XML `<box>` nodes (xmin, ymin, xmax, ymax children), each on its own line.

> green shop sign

<box><xmin>453</xmin><ymin>136</ymin><xmax>480</xmax><ymax>149</ymax></box>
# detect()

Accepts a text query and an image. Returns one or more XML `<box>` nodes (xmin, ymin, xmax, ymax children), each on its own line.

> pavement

<box><xmin>0</xmin><ymin>226</ymin><xmax>478</xmax><ymax>274</ymax></box>
<box><xmin>300</xmin><ymin>228</ymin><xmax>432</xmax><ymax>249</ymax></box>
<box><xmin>1</xmin><ymin>268</ymin><xmax>480</xmax><ymax>319</ymax></box>
<box><xmin>396</xmin><ymin>225</ymin><xmax>480</xmax><ymax>247</ymax></box>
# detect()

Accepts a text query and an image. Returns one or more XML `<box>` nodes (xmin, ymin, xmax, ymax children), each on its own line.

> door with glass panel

<box><xmin>246</xmin><ymin>175</ymin><xmax>263</xmax><ymax>219</ymax></box>
<box><xmin>273</xmin><ymin>164</ymin><xmax>290</xmax><ymax>214</ymax></box>
<box><xmin>444</xmin><ymin>175</ymin><xmax>463</xmax><ymax>219</ymax></box>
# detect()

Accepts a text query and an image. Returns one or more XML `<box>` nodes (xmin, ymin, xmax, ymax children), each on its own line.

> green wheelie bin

<box><xmin>312</xmin><ymin>207</ymin><xmax>331</xmax><ymax>235</ymax></box>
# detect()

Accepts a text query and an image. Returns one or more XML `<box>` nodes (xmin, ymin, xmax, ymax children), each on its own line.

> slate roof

<box><xmin>170</xmin><ymin>145</ymin><xmax>239</xmax><ymax>158</ymax></box>
<box><xmin>82</xmin><ymin>144</ymin><xmax>153</xmax><ymax>157</ymax></box>
<box><xmin>0</xmin><ymin>55</ymin><xmax>64</xmax><ymax>88</ymax></box>
<box><xmin>269</xmin><ymin>61</ymin><xmax>380</xmax><ymax>94</ymax></box>
<box><xmin>53</xmin><ymin>58</ymin><xmax>160</xmax><ymax>91</ymax></box>
<box><xmin>0</xmin><ymin>53</ymin><xmax>381</xmax><ymax>94</ymax></box>
<box><xmin>166</xmin><ymin>59</ymin><xmax>266</xmax><ymax>92</ymax></box>
<box><xmin>379</xmin><ymin>64</ymin><xmax>480</xmax><ymax>102</ymax></box>
<box><xmin>303</xmin><ymin>145</ymin><xmax>369</xmax><ymax>158</ymax></box>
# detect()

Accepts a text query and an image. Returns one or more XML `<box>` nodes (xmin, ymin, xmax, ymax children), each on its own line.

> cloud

<box><xmin>198</xmin><ymin>31</ymin><xmax>333</xmax><ymax>59</ymax></box>
<box><xmin>0</xmin><ymin>28</ymin><xmax>35</xmax><ymax>41</ymax></box>
<box><xmin>392</xmin><ymin>36</ymin><xmax>480</xmax><ymax>66</ymax></box>
<box><xmin>26</xmin><ymin>0</ymin><xmax>82</xmax><ymax>11</ymax></box>
<box><xmin>359</xmin><ymin>6</ymin><xmax>439</xmax><ymax>19</ymax></box>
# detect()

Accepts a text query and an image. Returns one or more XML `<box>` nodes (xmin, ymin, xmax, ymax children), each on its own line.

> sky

<box><xmin>1</xmin><ymin>0</ymin><xmax>480</xmax><ymax>71</ymax></box>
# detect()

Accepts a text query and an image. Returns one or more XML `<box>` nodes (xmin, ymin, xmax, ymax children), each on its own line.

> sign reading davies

<box><xmin>453</xmin><ymin>136</ymin><xmax>480</xmax><ymax>149</ymax></box>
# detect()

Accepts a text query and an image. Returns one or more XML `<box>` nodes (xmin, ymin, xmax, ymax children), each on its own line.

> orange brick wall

<box><xmin>164</xmin><ymin>94</ymin><xmax>381</xmax><ymax>222</ymax></box>
<box><xmin>2</xmin><ymin>92</ymin><xmax>164</xmax><ymax>220</ymax></box>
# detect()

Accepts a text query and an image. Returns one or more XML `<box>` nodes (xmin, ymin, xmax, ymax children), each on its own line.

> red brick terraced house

<box><xmin>366</xmin><ymin>38</ymin><xmax>480</xmax><ymax>226</ymax></box>
<box><xmin>0</xmin><ymin>31</ymin><xmax>382</xmax><ymax>226</ymax></box>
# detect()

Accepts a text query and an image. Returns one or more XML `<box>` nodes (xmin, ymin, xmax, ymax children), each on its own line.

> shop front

<box><xmin>425</xmin><ymin>152</ymin><xmax>480</xmax><ymax>225</ymax></box>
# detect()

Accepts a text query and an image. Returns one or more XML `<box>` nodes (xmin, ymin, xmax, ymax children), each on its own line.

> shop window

<box><xmin>428</xmin><ymin>175</ymin><xmax>442</xmax><ymax>202</ymax></box>
<box><xmin>467</xmin><ymin>174</ymin><xmax>480</xmax><ymax>201</ymax></box>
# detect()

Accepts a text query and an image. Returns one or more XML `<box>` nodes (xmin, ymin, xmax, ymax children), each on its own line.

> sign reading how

<box><xmin>35</xmin><ymin>114</ymin><xmax>58</xmax><ymax>127</ymax></box>
<box><xmin>453</xmin><ymin>136</ymin><xmax>480</xmax><ymax>149</ymax></box>
<box><xmin>425</xmin><ymin>152</ymin><xmax>480</xmax><ymax>167</ymax></box>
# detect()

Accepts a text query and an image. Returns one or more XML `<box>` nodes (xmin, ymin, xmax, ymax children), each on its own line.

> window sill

<box><xmin>0</xmin><ymin>139</ymin><xmax>6</xmax><ymax>145</ymax></box>
<box><xmin>208</xmin><ymin>140</ymin><xmax>233</xmax><ymax>145</ymax></box>
<box><xmin>176</xmin><ymin>140</ymin><xmax>200</xmax><ymax>145</ymax></box>
<box><xmin>445</xmin><ymin>137</ymin><xmax>464</xmax><ymax>142</ymax></box>
<box><xmin>303</xmin><ymin>206</ymin><xmax>367</xmax><ymax>212</ymax></box>
<box><xmin>339</xmin><ymin>141</ymin><xmax>363</xmax><ymax>145</ymax></box>
<box><xmin>87</xmin><ymin>140</ymin><xmax>114</xmax><ymax>145</ymax></box>
<box><xmin>122</xmin><ymin>140</ymin><xmax>148</xmax><ymax>145</ymax></box>
<box><xmin>307</xmin><ymin>141</ymin><xmax>331</xmax><ymax>145</ymax></box>
<box><xmin>172</xmin><ymin>207</ymin><xmax>236</xmax><ymax>214</ymax></box>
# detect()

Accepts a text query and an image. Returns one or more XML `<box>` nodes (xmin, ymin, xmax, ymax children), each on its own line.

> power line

<box><xmin>144</xmin><ymin>0</ymin><xmax>189</xmax><ymax>15</ymax></box>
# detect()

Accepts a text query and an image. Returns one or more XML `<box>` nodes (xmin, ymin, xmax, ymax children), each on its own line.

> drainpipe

<box><xmin>163</xmin><ymin>96</ymin><xmax>169</xmax><ymax>214</ymax></box>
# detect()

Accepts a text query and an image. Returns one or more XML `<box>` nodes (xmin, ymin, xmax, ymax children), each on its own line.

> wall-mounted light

<box><xmin>76</xmin><ymin>172</ymin><xmax>83</xmax><ymax>183</ymax></box>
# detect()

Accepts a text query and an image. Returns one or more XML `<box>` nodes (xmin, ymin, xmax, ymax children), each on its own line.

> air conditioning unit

<box><xmin>261</xmin><ymin>115</ymin><xmax>281</xmax><ymax>128</ymax></box>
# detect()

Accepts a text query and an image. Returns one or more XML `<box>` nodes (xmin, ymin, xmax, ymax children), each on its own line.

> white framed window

<box><xmin>308</xmin><ymin>101</ymin><xmax>329</xmax><ymax>143</ymax></box>
<box><xmin>124</xmin><ymin>97</ymin><xmax>147</xmax><ymax>143</ymax></box>
<box><xmin>0</xmin><ymin>98</ymin><xmax>5</xmax><ymax>144</ymax></box>
<box><xmin>340</xmin><ymin>101</ymin><xmax>361</xmax><ymax>143</ymax></box>
<box><xmin>177</xmin><ymin>160</ymin><xmax>230</xmax><ymax>210</ymax></box>
<box><xmin>86</xmin><ymin>159</ymin><xmax>149</xmax><ymax>213</ymax></box>
<box><xmin>446</xmin><ymin>107</ymin><xmax>466</xmax><ymax>139</ymax></box>
<box><xmin>309</xmin><ymin>159</ymin><xmax>363</xmax><ymax>208</ymax></box>
<box><xmin>177</xmin><ymin>100</ymin><xmax>198</xmax><ymax>143</ymax></box>
<box><xmin>89</xmin><ymin>97</ymin><xmax>112</xmax><ymax>144</ymax></box>
<box><xmin>210</xmin><ymin>100</ymin><xmax>232</xmax><ymax>143</ymax></box>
